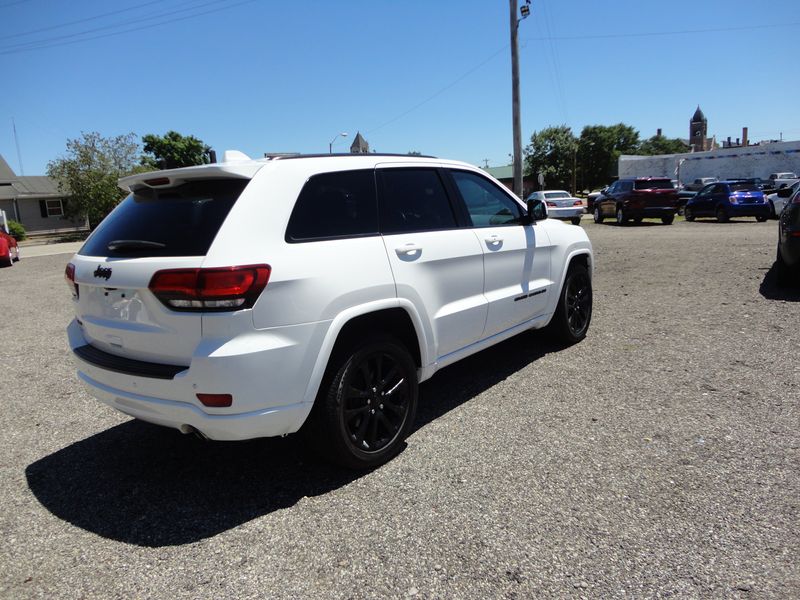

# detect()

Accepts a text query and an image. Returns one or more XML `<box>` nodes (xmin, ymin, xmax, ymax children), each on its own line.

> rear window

<box><xmin>543</xmin><ymin>192</ymin><xmax>571</xmax><ymax>199</ymax></box>
<box><xmin>80</xmin><ymin>179</ymin><xmax>247</xmax><ymax>258</ymax></box>
<box><xmin>634</xmin><ymin>180</ymin><xmax>673</xmax><ymax>190</ymax></box>
<box><xmin>729</xmin><ymin>183</ymin><xmax>760</xmax><ymax>192</ymax></box>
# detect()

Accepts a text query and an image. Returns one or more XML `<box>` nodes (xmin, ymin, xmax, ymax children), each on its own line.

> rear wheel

<box><xmin>593</xmin><ymin>207</ymin><xmax>604</xmax><ymax>224</ymax></box>
<box><xmin>616</xmin><ymin>206</ymin><xmax>627</xmax><ymax>226</ymax></box>
<box><xmin>684</xmin><ymin>206</ymin><xmax>695</xmax><ymax>221</ymax></box>
<box><xmin>633</xmin><ymin>216</ymin><xmax>643</xmax><ymax>225</ymax></box>
<box><xmin>756</xmin><ymin>215</ymin><xmax>768</xmax><ymax>222</ymax></box>
<box><xmin>716</xmin><ymin>206</ymin><xmax>729</xmax><ymax>223</ymax></box>
<box><xmin>308</xmin><ymin>336</ymin><xmax>418</xmax><ymax>469</ymax></box>
<box><xmin>548</xmin><ymin>263</ymin><xmax>592</xmax><ymax>344</ymax></box>
<box><xmin>571</xmin><ymin>216</ymin><xmax>582</xmax><ymax>226</ymax></box>
<box><xmin>661</xmin><ymin>215</ymin><xmax>675</xmax><ymax>225</ymax></box>
<box><xmin>775</xmin><ymin>246</ymin><xmax>792</xmax><ymax>286</ymax></box>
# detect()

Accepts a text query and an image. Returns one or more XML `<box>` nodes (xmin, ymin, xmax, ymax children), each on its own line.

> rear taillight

<box><xmin>149</xmin><ymin>265</ymin><xmax>270</xmax><ymax>311</ymax></box>
<box><xmin>65</xmin><ymin>263</ymin><xmax>79</xmax><ymax>299</ymax></box>
<box><xmin>546</xmin><ymin>202</ymin><xmax>557</xmax><ymax>207</ymax></box>
<box><xmin>573</xmin><ymin>200</ymin><xmax>583</xmax><ymax>206</ymax></box>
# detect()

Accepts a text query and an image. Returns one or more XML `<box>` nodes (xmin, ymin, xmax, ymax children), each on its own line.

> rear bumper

<box><xmin>548</xmin><ymin>207</ymin><xmax>584</xmax><ymax>219</ymax></box>
<box><xmin>625</xmin><ymin>207</ymin><xmax>676</xmax><ymax>218</ymax></box>
<box><xmin>68</xmin><ymin>318</ymin><xmax>323</xmax><ymax>440</ymax></box>
<box><xmin>728</xmin><ymin>203</ymin><xmax>770</xmax><ymax>217</ymax></box>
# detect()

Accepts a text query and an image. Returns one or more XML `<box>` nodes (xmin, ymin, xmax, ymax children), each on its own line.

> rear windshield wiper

<box><xmin>107</xmin><ymin>240</ymin><xmax>167</xmax><ymax>252</ymax></box>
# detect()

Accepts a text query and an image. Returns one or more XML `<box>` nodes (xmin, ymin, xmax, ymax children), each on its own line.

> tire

<box><xmin>715</xmin><ymin>206</ymin><xmax>729</xmax><ymax>223</ymax></box>
<box><xmin>593</xmin><ymin>206</ymin><xmax>604</xmax><ymax>224</ymax></box>
<box><xmin>633</xmin><ymin>216</ymin><xmax>643</xmax><ymax>225</ymax></box>
<box><xmin>548</xmin><ymin>263</ymin><xmax>592</xmax><ymax>344</ymax></box>
<box><xmin>615</xmin><ymin>206</ymin><xmax>627</xmax><ymax>226</ymax></box>
<box><xmin>756</xmin><ymin>215</ymin><xmax>768</xmax><ymax>223</ymax></box>
<box><xmin>684</xmin><ymin>206</ymin><xmax>695</xmax><ymax>222</ymax></box>
<box><xmin>307</xmin><ymin>336</ymin><xmax>418</xmax><ymax>469</ymax></box>
<box><xmin>571</xmin><ymin>216</ymin><xmax>582</xmax><ymax>226</ymax></box>
<box><xmin>775</xmin><ymin>246</ymin><xmax>791</xmax><ymax>287</ymax></box>
<box><xmin>769</xmin><ymin>200</ymin><xmax>776</xmax><ymax>219</ymax></box>
<box><xmin>661</xmin><ymin>215</ymin><xmax>675</xmax><ymax>225</ymax></box>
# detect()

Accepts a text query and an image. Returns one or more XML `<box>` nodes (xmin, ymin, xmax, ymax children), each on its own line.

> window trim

<box><xmin>45</xmin><ymin>198</ymin><xmax>64</xmax><ymax>217</ymax></box>
<box><xmin>443</xmin><ymin>168</ymin><xmax>527</xmax><ymax>228</ymax></box>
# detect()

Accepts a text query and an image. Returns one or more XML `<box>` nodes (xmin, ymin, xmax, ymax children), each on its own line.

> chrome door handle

<box><xmin>395</xmin><ymin>243</ymin><xmax>422</xmax><ymax>256</ymax></box>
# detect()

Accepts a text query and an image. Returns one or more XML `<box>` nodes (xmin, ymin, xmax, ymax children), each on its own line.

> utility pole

<box><xmin>510</xmin><ymin>0</ymin><xmax>529</xmax><ymax>199</ymax></box>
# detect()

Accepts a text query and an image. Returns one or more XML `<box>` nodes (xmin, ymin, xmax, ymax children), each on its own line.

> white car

<box><xmin>66</xmin><ymin>153</ymin><xmax>593</xmax><ymax>468</ymax></box>
<box><xmin>526</xmin><ymin>190</ymin><xmax>584</xmax><ymax>225</ymax></box>
<box><xmin>767</xmin><ymin>180</ymin><xmax>800</xmax><ymax>218</ymax></box>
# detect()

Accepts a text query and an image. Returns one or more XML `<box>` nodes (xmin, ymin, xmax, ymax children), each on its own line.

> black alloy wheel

<box><xmin>549</xmin><ymin>263</ymin><xmax>592</xmax><ymax>344</ymax></box>
<box><xmin>309</xmin><ymin>337</ymin><xmax>418</xmax><ymax>469</ymax></box>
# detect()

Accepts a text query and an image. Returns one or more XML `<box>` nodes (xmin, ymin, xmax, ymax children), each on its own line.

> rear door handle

<box><xmin>395</xmin><ymin>243</ymin><xmax>422</xmax><ymax>256</ymax></box>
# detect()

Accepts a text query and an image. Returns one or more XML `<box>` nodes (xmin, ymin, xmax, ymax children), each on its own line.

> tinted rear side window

<box><xmin>80</xmin><ymin>179</ymin><xmax>248</xmax><ymax>258</ymax></box>
<box><xmin>379</xmin><ymin>168</ymin><xmax>457</xmax><ymax>233</ymax></box>
<box><xmin>286</xmin><ymin>170</ymin><xmax>378</xmax><ymax>242</ymax></box>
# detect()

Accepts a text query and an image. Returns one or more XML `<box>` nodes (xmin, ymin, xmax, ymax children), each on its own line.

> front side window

<box><xmin>379</xmin><ymin>169</ymin><xmax>457</xmax><ymax>233</ymax></box>
<box><xmin>286</xmin><ymin>170</ymin><xmax>378</xmax><ymax>242</ymax></box>
<box><xmin>450</xmin><ymin>170</ymin><xmax>523</xmax><ymax>227</ymax></box>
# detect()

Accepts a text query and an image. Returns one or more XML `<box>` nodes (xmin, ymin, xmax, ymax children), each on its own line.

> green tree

<box><xmin>141</xmin><ymin>130</ymin><xmax>211</xmax><ymax>169</ymax></box>
<box><xmin>524</xmin><ymin>125</ymin><xmax>577</xmax><ymax>191</ymax></box>
<box><xmin>577</xmin><ymin>123</ymin><xmax>640</xmax><ymax>191</ymax></box>
<box><xmin>638</xmin><ymin>135</ymin><xmax>689</xmax><ymax>156</ymax></box>
<box><xmin>47</xmin><ymin>132</ymin><xmax>145</xmax><ymax>229</ymax></box>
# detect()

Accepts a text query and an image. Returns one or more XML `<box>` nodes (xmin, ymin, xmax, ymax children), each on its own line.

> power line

<box><xmin>522</xmin><ymin>21</ymin><xmax>800</xmax><ymax>42</ymax></box>
<box><xmin>0</xmin><ymin>0</ymin><xmax>237</xmax><ymax>53</ymax></box>
<box><xmin>3</xmin><ymin>0</ymin><xmax>165</xmax><ymax>41</ymax></box>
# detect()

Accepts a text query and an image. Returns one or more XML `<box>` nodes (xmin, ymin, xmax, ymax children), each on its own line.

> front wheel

<box><xmin>616</xmin><ymin>206</ymin><xmax>627</xmax><ymax>226</ymax></box>
<box><xmin>308</xmin><ymin>337</ymin><xmax>418</xmax><ymax>469</ymax></box>
<box><xmin>548</xmin><ymin>263</ymin><xmax>592</xmax><ymax>344</ymax></box>
<box><xmin>661</xmin><ymin>215</ymin><xmax>675</xmax><ymax>225</ymax></box>
<box><xmin>593</xmin><ymin>206</ymin><xmax>604</xmax><ymax>223</ymax></box>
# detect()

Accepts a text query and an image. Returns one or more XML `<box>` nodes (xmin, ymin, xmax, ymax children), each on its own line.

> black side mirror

<box><xmin>777</xmin><ymin>187</ymin><xmax>794</xmax><ymax>198</ymax></box>
<box><xmin>526</xmin><ymin>198</ymin><xmax>547</xmax><ymax>222</ymax></box>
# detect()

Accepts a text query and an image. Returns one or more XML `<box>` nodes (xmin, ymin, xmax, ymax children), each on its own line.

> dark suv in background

<box><xmin>593</xmin><ymin>177</ymin><xmax>678</xmax><ymax>225</ymax></box>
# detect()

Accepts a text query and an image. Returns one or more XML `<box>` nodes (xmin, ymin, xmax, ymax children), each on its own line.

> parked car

<box><xmin>768</xmin><ymin>172</ymin><xmax>799</xmax><ymax>190</ymax></box>
<box><xmin>0</xmin><ymin>214</ymin><xmax>20</xmax><ymax>267</ymax></box>
<box><xmin>593</xmin><ymin>177</ymin><xmax>678</xmax><ymax>225</ymax></box>
<box><xmin>775</xmin><ymin>185</ymin><xmax>800</xmax><ymax>285</ymax></box>
<box><xmin>586</xmin><ymin>187</ymin><xmax>609</xmax><ymax>213</ymax></box>
<box><xmin>65</xmin><ymin>152</ymin><xmax>594</xmax><ymax>469</ymax></box>
<box><xmin>683</xmin><ymin>180</ymin><xmax>770</xmax><ymax>223</ymax></box>
<box><xmin>767</xmin><ymin>180</ymin><xmax>800</xmax><ymax>218</ymax></box>
<box><xmin>526</xmin><ymin>190</ymin><xmax>584</xmax><ymax>225</ymax></box>
<box><xmin>684</xmin><ymin>177</ymin><xmax>719</xmax><ymax>192</ymax></box>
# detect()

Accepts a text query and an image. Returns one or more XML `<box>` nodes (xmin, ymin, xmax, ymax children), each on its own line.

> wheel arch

<box><xmin>300</xmin><ymin>300</ymin><xmax>430</xmax><ymax>407</ymax></box>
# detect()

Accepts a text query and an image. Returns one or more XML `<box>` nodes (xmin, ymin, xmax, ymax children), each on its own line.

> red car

<box><xmin>593</xmin><ymin>177</ymin><xmax>679</xmax><ymax>225</ymax></box>
<box><xmin>0</xmin><ymin>228</ymin><xmax>20</xmax><ymax>267</ymax></box>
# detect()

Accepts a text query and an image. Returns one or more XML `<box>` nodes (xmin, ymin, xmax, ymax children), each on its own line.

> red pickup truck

<box><xmin>593</xmin><ymin>177</ymin><xmax>679</xmax><ymax>225</ymax></box>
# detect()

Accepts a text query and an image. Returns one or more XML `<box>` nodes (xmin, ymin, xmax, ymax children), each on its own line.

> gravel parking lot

<box><xmin>1</xmin><ymin>219</ymin><xmax>798</xmax><ymax>599</ymax></box>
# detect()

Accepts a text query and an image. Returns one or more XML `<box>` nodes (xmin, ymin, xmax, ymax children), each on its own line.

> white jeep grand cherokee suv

<box><xmin>66</xmin><ymin>153</ymin><xmax>593</xmax><ymax>468</ymax></box>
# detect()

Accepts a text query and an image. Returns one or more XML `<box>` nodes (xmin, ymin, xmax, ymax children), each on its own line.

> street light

<box><xmin>329</xmin><ymin>132</ymin><xmax>348</xmax><ymax>154</ymax></box>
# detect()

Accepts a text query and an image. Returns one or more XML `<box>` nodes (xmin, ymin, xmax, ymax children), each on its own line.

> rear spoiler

<box><xmin>118</xmin><ymin>162</ymin><xmax>264</xmax><ymax>193</ymax></box>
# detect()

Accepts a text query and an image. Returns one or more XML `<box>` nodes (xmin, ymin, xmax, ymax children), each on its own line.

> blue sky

<box><xmin>1</xmin><ymin>0</ymin><xmax>798</xmax><ymax>175</ymax></box>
